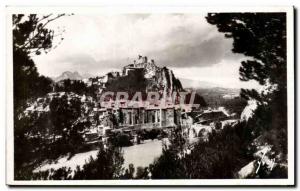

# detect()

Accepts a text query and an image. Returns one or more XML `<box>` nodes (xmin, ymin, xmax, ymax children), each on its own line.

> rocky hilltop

<box><xmin>86</xmin><ymin>55</ymin><xmax>183</xmax><ymax>97</ymax></box>
<box><xmin>53</xmin><ymin>55</ymin><xmax>183</xmax><ymax>98</ymax></box>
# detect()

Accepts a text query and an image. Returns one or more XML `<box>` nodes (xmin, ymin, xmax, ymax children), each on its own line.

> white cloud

<box><xmin>33</xmin><ymin>14</ymin><xmax>258</xmax><ymax>89</ymax></box>
<box><xmin>171</xmin><ymin>60</ymin><xmax>261</xmax><ymax>89</ymax></box>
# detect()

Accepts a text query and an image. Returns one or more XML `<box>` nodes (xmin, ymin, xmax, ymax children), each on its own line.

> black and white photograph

<box><xmin>5</xmin><ymin>6</ymin><xmax>295</xmax><ymax>186</ymax></box>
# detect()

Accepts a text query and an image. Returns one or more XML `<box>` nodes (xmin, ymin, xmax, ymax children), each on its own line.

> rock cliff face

<box><xmin>146</xmin><ymin>66</ymin><xmax>183</xmax><ymax>94</ymax></box>
<box><xmin>106</xmin><ymin>55</ymin><xmax>183</xmax><ymax>96</ymax></box>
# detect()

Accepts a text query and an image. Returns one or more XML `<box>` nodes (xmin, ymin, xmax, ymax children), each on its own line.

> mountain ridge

<box><xmin>54</xmin><ymin>71</ymin><xmax>83</xmax><ymax>82</ymax></box>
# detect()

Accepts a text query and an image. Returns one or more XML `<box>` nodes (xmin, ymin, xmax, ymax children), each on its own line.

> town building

<box><xmin>99</xmin><ymin>100</ymin><xmax>185</xmax><ymax>130</ymax></box>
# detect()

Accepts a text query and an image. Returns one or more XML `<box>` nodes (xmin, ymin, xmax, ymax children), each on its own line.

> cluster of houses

<box><xmin>79</xmin><ymin>55</ymin><xmax>239</xmax><ymax>143</ymax></box>
<box><xmin>81</xmin><ymin>96</ymin><xmax>195</xmax><ymax>142</ymax></box>
<box><xmin>23</xmin><ymin>91</ymin><xmax>238</xmax><ymax>145</ymax></box>
<box><xmin>81</xmin><ymin>92</ymin><xmax>238</xmax><ymax>143</ymax></box>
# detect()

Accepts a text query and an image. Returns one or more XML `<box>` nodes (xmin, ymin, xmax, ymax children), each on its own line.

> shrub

<box><xmin>109</xmin><ymin>133</ymin><xmax>133</xmax><ymax>147</ymax></box>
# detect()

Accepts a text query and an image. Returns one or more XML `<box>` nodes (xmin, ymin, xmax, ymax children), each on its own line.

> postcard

<box><xmin>6</xmin><ymin>6</ymin><xmax>295</xmax><ymax>186</ymax></box>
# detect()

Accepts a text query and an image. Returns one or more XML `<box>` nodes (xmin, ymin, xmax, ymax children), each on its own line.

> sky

<box><xmin>33</xmin><ymin>14</ymin><xmax>260</xmax><ymax>89</ymax></box>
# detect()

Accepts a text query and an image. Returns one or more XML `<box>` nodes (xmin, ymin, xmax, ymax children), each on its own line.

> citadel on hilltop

<box><xmin>122</xmin><ymin>55</ymin><xmax>157</xmax><ymax>78</ymax></box>
<box><xmin>80</xmin><ymin>55</ymin><xmax>201</xmax><ymax>137</ymax></box>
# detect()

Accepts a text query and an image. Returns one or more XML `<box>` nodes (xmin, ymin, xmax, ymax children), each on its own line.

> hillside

<box><xmin>179</xmin><ymin>78</ymin><xmax>219</xmax><ymax>89</ymax></box>
<box><xmin>195</xmin><ymin>87</ymin><xmax>246</xmax><ymax>115</ymax></box>
<box><xmin>88</xmin><ymin>55</ymin><xmax>184</xmax><ymax>97</ymax></box>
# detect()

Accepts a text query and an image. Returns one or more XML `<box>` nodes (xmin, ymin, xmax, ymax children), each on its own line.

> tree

<box><xmin>150</xmin><ymin>127</ymin><xmax>187</xmax><ymax>179</ymax></box>
<box><xmin>150</xmin><ymin>147</ymin><xmax>184</xmax><ymax>179</ymax></box>
<box><xmin>49</xmin><ymin>95</ymin><xmax>82</xmax><ymax>143</ymax></box>
<box><xmin>122</xmin><ymin>164</ymin><xmax>135</xmax><ymax>179</ymax></box>
<box><xmin>206</xmin><ymin>13</ymin><xmax>287</xmax><ymax>132</ymax></box>
<box><xmin>206</xmin><ymin>13</ymin><xmax>286</xmax><ymax>99</ymax></box>
<box><xmin>21</xmin><ymin>142</ymin><xmax>125</xmax><ymax>180</ymax></box>
<box><xmin>13</xmin><ymin>14</ymin><xmax>68</xmax><ymax>179</ymax></box>
<box><xmin>149</xmin><ymin>124</ymin><xmax>253</xmax><ymax>179</ymax></box>
<box><xmin>13</xmin><ymin>48</ymin><xmax>53</xmax><ymax>112</ymax></box>
<box><xmin>135</xmin><ymin>166</ymin><xmax>149</xmax><ymax>179</ymax></box>
<box><xmin>54</xmin><ymin>79</ymin><xmax>89</xmax><ymax>95</ymax></box>
<box><xmin>206</xmin><ymin>13</ymin><xmax>288</xmax><ymax>177</ymax></box>
<box><xmin>73</xmin><ymin>143</ymin><xmax>124</xmax><ymax>179</ymax></box>
<box><xmin>13</xmin><ymin>14</ymin><xmax>66</xmax><ymax>55</ymax></box>
<box><xmin>13</xmin><ymin>14</ymin><xmax>68</xmax><ymax>110</ymax></box>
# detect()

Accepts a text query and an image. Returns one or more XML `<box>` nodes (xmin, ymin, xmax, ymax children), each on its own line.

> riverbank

<box><xmin>33</xmin><ymin>139</ymin><xmax>166</xmax><ymax>173</ymax></box>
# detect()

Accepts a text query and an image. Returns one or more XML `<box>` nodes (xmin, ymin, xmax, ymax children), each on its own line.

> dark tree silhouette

<box><xmin>13</xmin><ymin>14</ymin><xmax>69</xmax><ymax>110</ymax></box>
<box><xmin>206</xmin><ymin>13</ymin><xmax>287</xmax><ymax>130</ymax></box>
<box><xmin>13</xmin><ymin>14</ymin><xmax>68</xmax><ymax>179</ymax></box>
<box><xmin>13</xmin><ymin>14</ymin><xmax>66</xmax><ymax>55</ymax></box>
<box><xmin>73</xmin><ymin>143</ymin><xmax>124</xmax><ymax>180</ymax></box>
<box><xmin>49</xmin><ymin>95</ymin><xmax>81</xmax><ymax>139</ymax></box>
<box><xmin>206</xmin><ymin>13</ymin><xmax>286</xmax><ymax>100</ymax></box>
<box><xmin>206</xmin><ymin>13</ymin><xmax>288</xmax><ymax>177</ymax></box>
<box><xmin>149</xmin><ymin>13</ymin><xmax>288</xmax><ymax>180</ymax></box>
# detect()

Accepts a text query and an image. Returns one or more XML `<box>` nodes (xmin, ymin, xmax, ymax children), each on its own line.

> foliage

<box><xmin>136</xmin><ymin>128</ymin><xmax>167</xmax><ymax>141</ymax></box>
<box><xmin>72</xmin><ymin>143</ymin><xmax>124</xmax><ymax>179</ymax></box>
<box><xmin>54</xmin><ymin>79</ymin><xmax>87</xmax><ymax>94</ymax></box>
<box><xmin>150</xmin><ymin>124</ymin><xmax>254</xmax><ymax>179</ymax></box>
<box><xmin>14</xmin><ymin>112</ymin><xmax>52</xmax><ymax>172</ymax></box>
<box><xmin>135</xmin><ymin>166</ymin><xmax>149</xmax><ymax>179</ymax></box>
<box><xmin>54</xmin><ymin>79</ymin><xmax>99</xmax><ymax>98</ymax></box>
<box><xmin>257</xmin><ymin>164</ymin><xmax>288</xmax><ymax>179</ymax></box>
<box><xmin>13</xmin><ymin>14</ymin><xmax>68</xmax><ymax>109</ymax></box>
<box><xmin>185</xmin><ymin>124</ymin><xmax>253</xmax><ymax>178</ymax></box>
<box><xmin>109</xmin><ymin>133</ymin><xmax>133</xmax><ymax>147</ymax></box>
<box><xmin>206</xmin><ymin>13</ymin><xmax>288</xmax><ymax>178</ymax></box>
<box><xmin>14</xmin><ymin>94</ymin><xmax>89</xmax><ymax>179</ymax></box>
<box><xmin>13</xmin><ymin>14</ymin><xmax>68</xmax><ymax>178</ymax></box>
<box><xmin>150</xmin><ymin>127</ymin><xmax>187</xmax><ymax>179</ymax></box>
<box><xmin>122</xmin><ymin>164</ymin><xmax>135</xmax><ymax>179</ymax></box>
<box><xmin>206</xmin><ymin>13</ymin><xmax>286</xmax><ymax>89</ymax></box>
<box><xmin>221</xmin><ymin>97</ymin><xmax>247</xmax><ymax>116</ymax></box>
<box><xmin>50</xmin><ymin>95</ymin><xmax>82</xmax><ymax>137</ymax></box>
<box><xmin>19</xmin><ymin>142</ymin><xmax>125</xmax><ymax>180</ymax></box>
<box><xmin>206</xmin><ymin>13</ymin><xmax>287</xmax><ymax>115</ymax></box>
<box><xmin>245</xmin><ymin>102</ymin><xmax>287</xmax><ymax>155</ymax></box>
<box><xmin>150</xmin><ymin>147</ymin><xmax>184</xmax><ymax>179</ymax></box>
<box><xmin>13</xmin><ymin>14</ymin><xmax>66</xmax><ymax>55</ymax></box>
<box><xmin>13</xmin><ymin>48</ymin><xmax>53</xmax><ymax>112</ymax></box>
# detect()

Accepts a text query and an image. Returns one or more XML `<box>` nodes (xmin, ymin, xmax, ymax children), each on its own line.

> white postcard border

<box><xmin>6</xmin><ymin>6</ymin><xmax>295</xmax><ymax>186</ymax></box>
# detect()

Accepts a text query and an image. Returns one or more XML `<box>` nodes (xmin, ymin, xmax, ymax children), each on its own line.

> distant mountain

<box><xmin>54</xmin><ymin>71</ymin><xmax>83</xmax><ymax>82</ymax></box>
<box><xmin>179</xmin><ymin>78</ymin><xmax>220</xmax><ymax>89</ymax></box>
<box><xmin>195</xmin><ymin>87</ymin><xmax>240</xmax><ymax>98</ymax></box>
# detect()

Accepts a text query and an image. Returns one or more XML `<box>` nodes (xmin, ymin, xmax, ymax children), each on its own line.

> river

<box><xmin>123</xmin><ymin>139</ymin><xmax>167</xmax><ymax>168</ymax></box>
<box><xmin>34</xmin><ymin>139</ymin><xmax>166</xmax><ymax>173</ymax></box>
